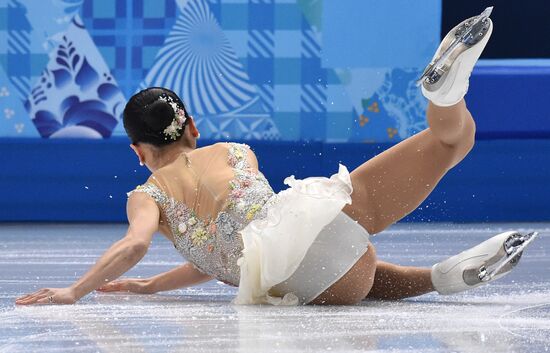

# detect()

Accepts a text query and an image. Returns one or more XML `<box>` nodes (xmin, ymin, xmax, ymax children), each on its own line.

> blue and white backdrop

<box><xmin>0</xmin><ymin>0</ymin><xmax>440</xmax><ymax>142</ymax></box>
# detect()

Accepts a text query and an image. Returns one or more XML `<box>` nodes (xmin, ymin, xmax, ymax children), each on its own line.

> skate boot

<box><xmin>418</xmin><ymin>7</ymin><xmax>494</xmax><ymax>106</ymax></box>
<box><xmin>431</xmin><ymin>230</ymin><xmax>538</xmax><ymax>295</ymax></box>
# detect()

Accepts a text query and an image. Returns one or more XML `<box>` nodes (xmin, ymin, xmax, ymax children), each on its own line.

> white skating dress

<box><xmin>128</xmin><ymin>142</ymin><xmax>370</xmax><ymax>305</ymax></box>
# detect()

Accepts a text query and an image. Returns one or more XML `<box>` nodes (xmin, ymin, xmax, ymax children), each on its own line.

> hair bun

<box><xmin>123</xmin><ymin>87</ymin><xmax>188</xmax><ymax>146</ymax></box>
<box><xmin>143</xmin><ymin>100</ymin><xmax>175</xmax><ymax>132</ymax></box>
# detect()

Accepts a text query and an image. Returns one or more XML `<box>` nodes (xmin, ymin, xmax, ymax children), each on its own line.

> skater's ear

<box><xmin>130</xmin><ymin>143</ymin><xmax>146</xmax><ymax>166</ymax></box>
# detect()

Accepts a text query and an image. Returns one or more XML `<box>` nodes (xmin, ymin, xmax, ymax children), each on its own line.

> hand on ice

<box><xmin>15</xmin><ymin>287</ymin><xmax>77</xmax><ymax>305</ymax></box>
<box><xmin>96</xmin><ymin>278</ymin><xmax>155</xmax><ymax>294</ymax></box>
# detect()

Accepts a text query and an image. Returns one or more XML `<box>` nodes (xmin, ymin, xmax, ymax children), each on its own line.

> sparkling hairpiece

<box><xmin>156</xmin><ymin>95</ymin><xmax>188</xmax><ymax>140</ymax></box>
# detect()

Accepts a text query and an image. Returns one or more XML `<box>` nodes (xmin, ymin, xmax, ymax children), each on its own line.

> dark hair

<box><xmin>123</xmin><ymin>87</ymin><xmax>190</xmax><ymax>146</ymax></box>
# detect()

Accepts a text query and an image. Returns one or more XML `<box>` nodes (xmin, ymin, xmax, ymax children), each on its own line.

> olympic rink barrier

<box><xmin>0</xmin><ymin>137</ymin><xmax>549</xmax><ymax>223</ymax></box>
<box><xmin>469</xmin><ymin>62</ymin><xmax>550</xmax><ymax>139</ymax></box>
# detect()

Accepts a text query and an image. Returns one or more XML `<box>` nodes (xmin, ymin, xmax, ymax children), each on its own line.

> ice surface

<box><xmin>1</xmin><ymin>223</ymin><xmax>549</xmax><ymax>352</ymax></box>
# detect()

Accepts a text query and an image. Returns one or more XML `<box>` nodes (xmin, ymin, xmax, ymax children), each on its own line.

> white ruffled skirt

<box><xmin>234</xmin><ymin>164</ymin><xmax>371</xmax><ymax>305</ymax></box>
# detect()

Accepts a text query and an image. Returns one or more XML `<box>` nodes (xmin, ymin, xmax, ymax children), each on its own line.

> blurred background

<box><xmin>0</xmin><ymin>0</ymin><xmax>549</xmax><ymax>223</ymax></box>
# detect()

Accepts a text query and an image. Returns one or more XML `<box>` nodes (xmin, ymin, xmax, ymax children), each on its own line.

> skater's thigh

<box><xmin>309</xmin><ymin>244</ymin><xmax>377</xmax><ymax>305</ymax></box>
<box><xmin>342</xmin><ymin>129</ymin><xmax>461</xmax><ymax>235</ymax></box>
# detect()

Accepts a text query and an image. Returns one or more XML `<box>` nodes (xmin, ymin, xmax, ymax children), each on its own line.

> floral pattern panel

<box><xmin>25</xmin><ymin>15</ymin><xmax>125</xmax><ymax>138</ymax></box>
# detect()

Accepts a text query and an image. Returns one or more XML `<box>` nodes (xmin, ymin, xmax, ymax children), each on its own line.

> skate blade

<box><xmin>416</xmin><ymin>6</ymin><xmax>494</xmax><ymax>87</ymax></box>
<box><xmin>479</xmin><ymin>231</ymin><xmax>539</xmax><ymax>282</ymax></box>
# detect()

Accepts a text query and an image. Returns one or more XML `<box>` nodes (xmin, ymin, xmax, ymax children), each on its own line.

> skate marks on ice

<box><xmin>0</xmin><ymin>223</ymin><xmax>549</xmax><ymax>353</ymax></box>
<box><xmin>499</xmin><ymin>303</ymin><xmax>550</xmax><ymax>346</ymax></box>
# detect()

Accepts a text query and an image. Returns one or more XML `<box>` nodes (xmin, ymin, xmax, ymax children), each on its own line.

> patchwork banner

<box><xmin>0</xmin><ymin>0</ymin><xmax>441</xmax><ymax>141</ymax></box>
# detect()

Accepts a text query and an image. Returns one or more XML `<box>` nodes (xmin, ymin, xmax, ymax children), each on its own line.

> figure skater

<box><xmin>16</xmin><ymin>8</ymin><xmax>537</xmax><ymax>306</ymax></box>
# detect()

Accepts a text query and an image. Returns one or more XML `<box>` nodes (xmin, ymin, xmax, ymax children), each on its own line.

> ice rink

<box><xmin>1</xmin><ymin>223</ymin><xmax>548</xmax><ymax>353</ymax></box>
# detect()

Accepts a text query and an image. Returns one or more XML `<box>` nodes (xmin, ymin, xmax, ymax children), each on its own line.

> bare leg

<box><xmin>310</xmin><ymin>246</ymin><xmax>434</xmax><ymax>304</ymax></box>
<box><xmin>366</xmin><ymin>261</ymin><xmax>433</xmax><ymax>300</ymax></box>
<box><xmin>312</xmin><ymin>100</ymin><xmax>475</xmax><ymax>304</ymax></box>
<box><xmin>342</xmin><ymin>99</ymin><xmax>476</xmax><ymax>234</ymax></box>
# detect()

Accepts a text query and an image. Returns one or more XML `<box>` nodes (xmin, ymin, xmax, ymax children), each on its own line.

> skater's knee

<box><xmin>448</xmin><ymin>112</ymin><xmax>475</xmax><ymax>167</ymax></box>
<box><xmin>462</xmin><ymin>111</ymin><xmax>476</xmax><ymax>150</ymax></box>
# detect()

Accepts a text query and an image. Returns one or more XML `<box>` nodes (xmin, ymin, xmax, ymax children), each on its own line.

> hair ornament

<box><xmin>157</xmin><ymin>95</ymin><xmax>187</xmax><ymax>140</ymax></box>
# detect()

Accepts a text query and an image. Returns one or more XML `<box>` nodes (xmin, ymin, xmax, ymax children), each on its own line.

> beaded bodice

<box><xmin>127</xmin><ymin>143</ymin><xmax>275</xmax><ymax>285</ymax></box>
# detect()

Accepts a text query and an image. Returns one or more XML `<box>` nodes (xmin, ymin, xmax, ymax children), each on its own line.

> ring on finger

<box><xmin>48</xmin><ymin>296</ymin><xmax>53</xmax><ymax>303</ymax></box>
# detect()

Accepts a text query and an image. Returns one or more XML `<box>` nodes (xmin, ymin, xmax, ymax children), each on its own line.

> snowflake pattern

<box><xmin>4</xmin><ymin>108</ymin><xmax>15</xmax><ymax>119</ymax></box>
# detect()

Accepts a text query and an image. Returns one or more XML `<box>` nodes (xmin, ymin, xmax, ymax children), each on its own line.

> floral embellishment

<box><xmin>163</xmin><ymin>119</ymin><xmax>184</xmax><ymax>141</ymax></box>
<box><xmin>246</xmin><ymin>204</ymin><xmax>262</xmax><ymax>220</ymax></box>
<box><xmin>230</xmin><ymin>188</ymin><xmax>244</xmax><ymax>199</ymax></box>
<box><xmin>209</xmin><ymin>223</ymin><xmax>217</xmax><ymax>234</ymax></box>
<box><xmin>207</xmin><ymin>244</ymin><xmax>214</xmax><ymax>253</ymax></box>
<box><xmin>227</xmin><ymin>200</ymin><xmax>235</xmax><ymax>209</ymax></box>
<box><xmin>127</xmin><ymin>183</ymin><xmax>168</xmax><ymax>206</ymax></box>
<box><xmin>178</xmin><ymin>223</ymin><xmax>187</xmax><ymax>234</ymax></box>
<box><xmin>228</xmin><ymin>143</ymin><xmax>249</xmax><ymax>167</ymax></box>
<box><xmin>188</xmin><ymin>216</ymin><xmax>197</xmax><ymax>226</ymax></box>
<box><xmin>154</xmin><ymin>94</ymin><xmax>188</xmax><ymax>141</ymax></box>
<box><xmin>191</xmin><ymin>227</ymin><xmax>208</xmax><ymax>246</ymax></box>
<box><xmin>234</xmin><ymin>148</ymin><xmax>244</xmax><ymax>159</ymax></box>
<box><xmin>216</xmin><ymin>213</ymin><xmax>235</xmax><ymax>236</ymax></box>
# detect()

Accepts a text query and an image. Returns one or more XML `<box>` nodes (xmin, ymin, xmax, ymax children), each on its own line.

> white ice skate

<box><xmin>431</xmin><ymin>231</ymin><xmax>539</xmax><ymax>295</ymax></box>
<box><xmin>418</xmin><ymin>7</ymin><xmax>494</xmax><ymax>106</ymax></box>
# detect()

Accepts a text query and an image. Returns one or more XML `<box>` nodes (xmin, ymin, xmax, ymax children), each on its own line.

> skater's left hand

<box><xmin>15</xmin><ymin>287</ymin><xmax>77</xmax><ymax>305</ymax></box>
<box><xmin>96</xmin><ymin>278</ymin><xmax>155</xmax><ymax>294</ymax></box>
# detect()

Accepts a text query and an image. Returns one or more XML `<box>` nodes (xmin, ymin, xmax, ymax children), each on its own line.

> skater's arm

<box><xmin>15</xmin><ymin>194</ymin><xmax>158</xmax><ymax>305</ymax></box>
<box><xmin>97</xmin><ymin>262</ymin><xmax>213</xmax><ymax>294</ymax></box>
<box><xmin>141</xmin><ymin>262</ymin><xmax>213</xmax><ymax>292</ymax></box>
<box><xmin>70</xmin><ymin>194</ymin><xmax>158</xmax><ymax>299</ymax></box>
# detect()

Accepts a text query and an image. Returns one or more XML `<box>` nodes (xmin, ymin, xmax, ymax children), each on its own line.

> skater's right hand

<box><xmin>96</xmin><ymin>278</ymin><xmax>156</xmax><ymax>294</ymax></box>
<box><xmin>16</xmin><ymin>287</ymin><xmax>78</xmax><ymax>305</ymax></box>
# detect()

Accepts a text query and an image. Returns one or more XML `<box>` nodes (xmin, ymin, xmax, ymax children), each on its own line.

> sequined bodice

<box><xmin>127</xmin><ymin>143</ymin><xmax>275</xmax><ymax>285</ymax></box>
